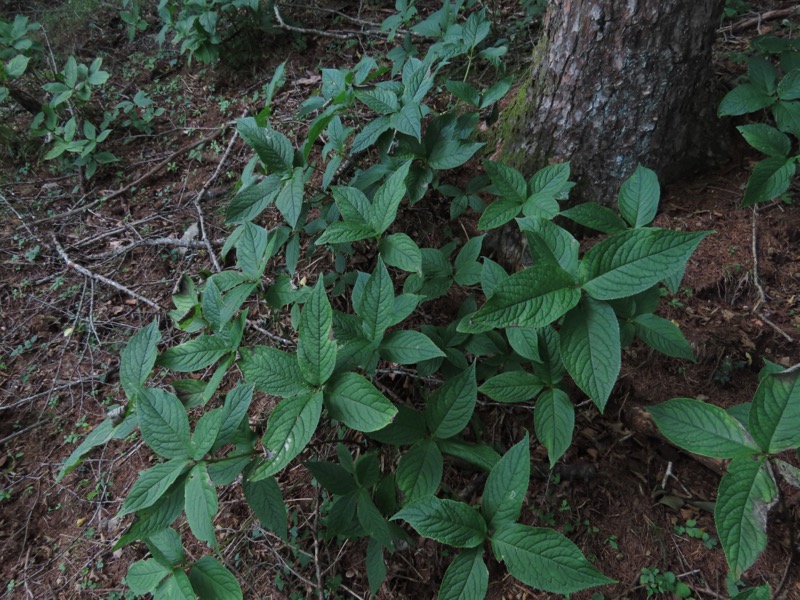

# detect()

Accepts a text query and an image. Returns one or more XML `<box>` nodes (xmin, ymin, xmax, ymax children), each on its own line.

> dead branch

<box><xmin>720</xmin><ymin>6</ymin><xmax>800</xmax><ymax>34</ymax></box>
<box><xmin>188</xmin><ymin>109</ymin><xmax>246</xmax><ymax>273</ymax></box>
<box><xmin>51</xmin><ymin>234</ymin><xmax>161</xmax><ymax>310</ymax></box>
<box><xmin>84</xmin><ymin>237</ymin><xmax>213</xmax><ymax>262</ymax></box>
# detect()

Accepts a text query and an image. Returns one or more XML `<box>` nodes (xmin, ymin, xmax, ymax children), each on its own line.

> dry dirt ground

<box><xmin>1</xmin><ymin>1</ymin><xmax>800</xmax><ymax>599</ymax></box>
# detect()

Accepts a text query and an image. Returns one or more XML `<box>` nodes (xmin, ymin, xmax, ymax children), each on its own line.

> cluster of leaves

<box><xmin>651</xmin><ymin>362</ymin><xmax>799</xmax><ymax>596</ymax></box>
<box><xmin>0</xmin><ymin>14</ymin><xmax>168</xmax><ymax>177</ymax></box>
<box><xmin>156</xmin><ymin>0</ymin><xmax>276</xmax><ymax>64</ymax></box>
<box><xmin>718</xmin><ymin>35</ymin><xmax>800</xmax><ymax>206</ymax></box>
<box><xmin>53</xmin><ymin>2</ymin><xmax>748</xmax><ymax>599</ymax></box>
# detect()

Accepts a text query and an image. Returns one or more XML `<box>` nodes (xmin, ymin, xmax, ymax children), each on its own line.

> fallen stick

<box><xmin>51</xmin><ymin>234</ymin><xmax>161</xmax><ymax>310</ymax></box>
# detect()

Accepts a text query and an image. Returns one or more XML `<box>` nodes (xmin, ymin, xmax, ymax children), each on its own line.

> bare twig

<box><xmin>84</xmin><ymin>237</ymin><xmax>214</xmax><ymax>261</ymax></box>
<box><xmin>189</xmin><ymin>110</ymin><xmax>245</xmax><ymax>272</ymax></box>
<box><xmin>0</xmin><ymin>420</ymin><xmax>48</xmax><ymax>445</ymax></box>
<box><xmin>0</xmin><ymin>378</ymin><xmax>104</xmax><ymax>411</ymax></box>
<box><xmin>720</xmin><ymin>6</ymin><xmax>800</xmax><ymax>34</ymax></box>
<box><xmin>33</xmin><ymin>123</ymin><xmax>236</xmax><ymax>225</ymax></box>
<box><xmin>273</xmin><ymin>3</ymin><xmax>389</xmax><ymax>40</ymax></box>
<box><xmin>51</xmin><ymin>234</ymin><xmax>161</xmax><ymax>310</ymax></box>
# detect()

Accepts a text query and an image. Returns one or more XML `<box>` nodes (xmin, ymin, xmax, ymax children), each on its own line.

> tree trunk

<box><xmin>501</xmin><ymin>0</ymin><xmax>730</xmax><ymax>205</ymax></box>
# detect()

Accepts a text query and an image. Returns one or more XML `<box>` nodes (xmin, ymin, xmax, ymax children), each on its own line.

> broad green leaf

<box><xmin>505</xmin><ymin>327</ymin><xmax>540</xmax><ymax>362</ymax></box>
<box><xmin>633</xmin><ymin>313</ymin><xmax>695</xmax><ymax>360</ymax></box>
<box><xmin>127</xmin><ymin>559</ymin><xmax>171</xmax><ymax>595</ymax></box>
<box><xmin>146</xmin><ymin>528</ymin><xmax>185</xmax><ymax>565</ymax></box>
<box><xmin>446</xmin><ymin>80</ymin><xmax>481</xmax><ymax>106</ymax></box>
<box><xmin>580</xmin><ymin>228</ymin><xmax>709</xmax><ymax>300</ymax></box>
<box><xmin>238</xmin><ymin>118</ymin><xmax>292</xmax><ymax>174</ymax></box>
<box><xmin>392</xmin><ymin>496</ymin><xmax>487</xmax><ymax>548</ymax></box>
<box><xmin>185</xmin><ymin>463</ymin><xmax>218</xmax><ymax>548</ymax></box>
<box><xmin>138</xmin><ymin>388</ymin><xmax>192</xmax><ymax>459</ymax></box>
<box><xmin>716</xmin><ymin>457</ymin><xmax>777</xmax><ymax>578</ymax></box>
<box><xmin>649</xmin><ymin>398</ymin><xmax>758</xmax><ymax>458</ymax></box>
<box><xmin>396</xmin><ymin>440</ymin><xmax>443</xmax><ymax>502</ymax></box>
<box><xmin>481</xmin><ymin>258</ymin><xmax>508</xmax><ymax>298</ymax></box>
<box><xmin>120</xmin><ymin>320</ymin><xmax>161</xmax><ymax>399</ymax></box>
<box><xmin>331</xmin><ymin>186</ymin><xmax>371</xmax><ymax>223</ymax></box>
<box><xmin>157</xmin><ymin>335</ymin><xmax>230</xmax><ymax>373</ymax></box>
<box><xmin>477</xmin><ymin>199</ymin><xmax>520</xmax><ymax>230</ymax></box>
<box><xmin>436</xmin><ymin>439</ymin><xmax>500</xmax><ymax>471</ymax></box>
<box><xmin>243</xmin><ymin>476</ymin><xmax>287</xmax><ymax>540</ymax></box>
<box><xmin>454</xmin><ymin>235</ymin><xmax>484</xmax><ymax>286</ymax></box>
<box><xmin>718</xmin><ymin>84</ymin><xmax>775</xmax><ymax>116</ymax></box>
<box><xmin>618</xmin><ymin>165</ymin><xmax>659</xmax><ymax>228</ymax></box>
<box><xmin>119</xmin><ymin>458</ymin><xmax>191</xmax><ymax>517</ymax></box>
<box><xmin>356</xmin><ymin>87</ymin><xmax>399</xmax><ymax>114</ymax></box>
<box><xmin>153</xmin><ymin>571</ymin><xmax>194</xmax><ymax>600</ymax></box>
<box><xmin>518</xmin><ymin>217</ymin><xmax>579</xmax><ymax>275</ymax></box>
<box><xmin>214</xmin><ymin>384</ymin><xmax>253</xmax><ymax>449</ymax></box>
<box><xmin>429</xmin><ymin>141</ymin><xmax>484</xmax><ymax>170</ymax></box>
<box><xmin>528</xmin><ymin>163</ymin><xmax>571</xmax><ymax>197</ymax></box>
<box><xmin>115</xmin><ymin>485</ymin><xmax>185</xmax><ymax>548</ymax></box>
<box><xmin>250</xmin><ymin>392</ymin><xmax>323</xmax><ymax>480</ymax></box>
<box><xmin>521</xmin><ymin>192</ymin><xmax>560</xmax><ymax>219</ymax></box>
<box><xmin>732</xmin><ymin>585</ymin><xmax>772</xmax><ymax>600</ymax></box>
<box><xmin>276</xmin><ymin>168</ymin><xmax>305</xmax><ymax>228</ymax></box>
<box><xmin>426</xmin><ymin>364</ymin><xmax>478</xmax><ymax>439</ymax></box>
<box><xmin>306</xmin><ymin>461</ymin><xmax>358</xmax><ymax>495</ymax></box>
<box><xmin>741</xmin><ymin>156</ymin><xmax>795</xmax><ymax>206</ymax></box>
<box><xmin>325</xmin><ymin>372</ymin><xmax>397</xmax><ymax>432</ymax></box>
<box><xmin>316</xmin><ymin>221</ymin><xmax>376</xmax><ymax>245</ymax></box>
<box><xmin>367</xmin><ymin>405</ymin><xmax>427</xmax><ymax>446</ymax></box>
<box><xmin>560</xmin><ymin>297</ymin><xmax>620</xmax><ymax>411</ymax></box>
<box><xmin>535</xmin><ymin>389</ymin><xmax>574</xmax><ymax>468</ymax></box>
<box><xmin>484</xmin><ymin>160</ymin><xmax>526</xmax><ymax>203</ymax></box>
<box><xmin>458</xmin><ymin>264</ymin><xmax>580</xmax><ymax>333</ymax></box>
<box><xmin>391</xmin><ymin>103</ymin><xmax>422</xmax><ymax>140</ymax></box>
<box><xmin>357</xmin><ymin>489</ymin><xmax>395</xmax><ymax>549</ymax></box>
<box><xmin>749</xmin><ymin>370</ymin><xmax>800</xmax><ymax>453</ymax></box>
<box><xmin>236</xmin><ymin>222</ymin><xmax>269</xmax><ymax>278</ymax></box>
<box><xmin>380</xmin><ymin>233</ymin><xmax>422</xmax><ymax>273</ymax></box>
<box><xmin>482</xmin><ymin>434</ymin><xmax>530</xmax><ymax>527</ymax></box>
<box><xmin>351</xmin><ymin>115</ymin><xmax>391</xmax><ymax>153</ymax></box>
<box><xmin>225</xmin><ymin>175</ymin><xmax>280</xmax><ymax>223</ymax></box>
<box><xmin>479</xmin><ymin>371</ymin><xmax>543</xmax><ymax>403</ymax></box>
<box><xmin>57</xmin><ymin>419</ymin><xmax>116</xmax><ymax>481</ymax></box>
<box><xmin>359</xmin><ymin>258</ymin><xmax>395</xmax><ymax>341</ymax></box>
<box><xmin>380</xmin><ymin>330</ymin><xmax>445</xmax><ymax>364</ymax></box>
<box><xmin>191</xmin><ymin>409</ymin><xmax>224</xmax><ymax>460</ymax></box>
<box><xmin>748</xmin><ymin>56</ymin><xmax>777</xmax><ymax>95</ymax></box>
<box><xmin>6</xmin><ymin>54</ymin><xmax>29</xmax><ymax>78</ymax></box>
<box><xmin>438</xmin><ymin>548</ymin><xmax>488</xmax><ymax>600</ymax></box>
<box><xmin>778</xmin><ymin>69</ymin><xmax>800</xmax><ymax>100</ymax></box>
<box><xmin>491</xmin><ymin>523</ymin><xmax>614</xmax><ymax>593</ymax></box>
<box><xmin>560</xmin><ymin>202</ymin><xmax>628</xmax><ymax>234</ymax></box>
<box><xmin>772</xmin><ymin>100</ymin><xmax>800</xmax><ymax>138</ymax></box>
<box><xmin>188</xmin><ymin>556</ymin><xmax>243</xmax><ymax>600</ymax></box>
<box><xmin>366</xmin><ymin>539</ymin><xmax>387</xmax><ymax>595</ymax></box>
<box><xmin>297</xmin><ymin>280</ymin><xmax>336</xmax><ymax>386</ymax></box>
<box><xmin>239</xmin><ymin>346</ymin><xmax>310</xmax><ymax>398</ymax></box>
<box><xmin>371</xmin><ymin>161</ymin><xmax>413</xmax><ymax>233</ymax></box>
<box><xmin>737</xmin><ymin>124</ymin><xmax>792</xmax><ymax>157</ymax></box>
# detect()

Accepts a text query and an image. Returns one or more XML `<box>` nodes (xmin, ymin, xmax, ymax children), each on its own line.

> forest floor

<box><xmin>1</xmin><ymin>1</ymin><xmax>799</xmax><ymax>599</ymax></box>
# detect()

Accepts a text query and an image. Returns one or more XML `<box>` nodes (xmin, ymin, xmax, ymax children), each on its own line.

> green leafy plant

<box><xmin>651</xmin><ymin>362</ymin><xmax>800</xmax><ymax>580</ymax></box>
<box><xmin>639</xmin><ymin>567</ymin><xmax>694</xmax><ymax>598</ymax></box>
<box><xmin>55</xmin><ymin>4</ymin><xmax>714</xmax><ymax>597</ymax></box>
<box><xmin>718</xmin><ymin>39</ymin><xmax>800</xmax><ymax>205</ymax></box>
<box><xmin>156</xmin><ymin>0</ymin><xmax>276</xmax><ymax>64</ymax></box>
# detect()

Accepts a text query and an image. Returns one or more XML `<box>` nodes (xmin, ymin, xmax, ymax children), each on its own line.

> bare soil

<box><xmin>1</xmin><ymin>1</ymin><xmax>799</xmax><ymax>599</ymax></box>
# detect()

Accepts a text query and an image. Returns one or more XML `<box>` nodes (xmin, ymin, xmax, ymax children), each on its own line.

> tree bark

<box><xmin>501</xmin><ymin>0</ymin><xmax>730</xmax><ymax>205</ymax></box>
